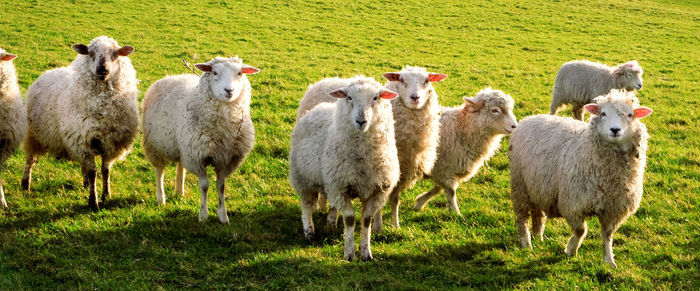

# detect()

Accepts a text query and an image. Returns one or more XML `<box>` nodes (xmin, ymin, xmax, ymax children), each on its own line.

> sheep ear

<box><xmin>117</xmin><ymin>46</ymin><xmax>135</xmax><ymax>56</ymax></box>
<box><xmin>463</xmin><ymin>97</ymin><xmax>484</xmax><ymax>112</ymax></box>
<box><xmin>382</xmin><ymin>72</ymin><xmax>401</xmax><ymax>82</ymax></box>
<box><xmin>194</xmin><ymin>63</ymin><xmax>213</xmax><ymax>72</ymax></box>
<box><xmin>0</xmin><ymin>53</ymin><xmax>16</xmax><ymax>61</ymax></box>
<box><xmin>379</xmin><ymin>89</ymin><xmax>398</xmax><ymax>100</ymax></box>
<box><xmin>241</xmin><ymin>65</ymin><xmax>260</xmax><ymax>75</ymax></box>
<box><xmin>633</xmin><ymin>107</ymin><xmax>652</xmax><ymax>119</ymax></box>
<box><xmin>73</xmin><ymin>44</ymin><xmax>89</xmax><ymax>55</ymax></box>
<box><xmin>328</xmin><ymin>89</ymin><xmax>348</xmax><ymax>98</ymax></box>
<box><xmin>583</xmin><ymin>104</ymin><xmax>600</xmax><ymax>115</ymax></box>
<box><xmin>428</xmin><ymin>73</ymin><xmax>448</xmax><ymax>82</ymax></box>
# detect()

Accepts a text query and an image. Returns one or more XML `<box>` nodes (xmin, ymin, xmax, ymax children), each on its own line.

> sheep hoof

<box><xmin>304</xmin><ymin>228</ymin><xmax>314</xmax><ymax>240</ymax></box>
<box><xmin>344</xmin><ymin>251</ymin><xmax>355</xmax><ymax>261</ymax></box>
<box><xmin>360</xmin><ymin>247</ymin><xmax>373</xmax><ymax>261</ymax></box>
<box><xmin>1</xmin><ymin>200</ymin><xmax>7</xmax><ymax>208</ymax></box>
<box><xmin>217</xmin><ymin>211</ymin><xmax>230</xmax><ymax>224</ymax></box>
<box><xmin>20</xmin><ymin>178</ymin><xmax>30</xmax><ymax>191</ymax></box>
<box><xmin>198</xmin><ymin>209</ymin><xmax>208</xmax><ymax>222</ymax></box>
<box><xmin>604</xmin><ymin>257</ymin><xmax>618</xmax><ymax>268</ymax></box>
<box><xmin>413</xmin><ymin>201</ymin><xmax>425</xmax><ymax>212</ymax></box>
<box><xmin>88</xmin><ymin>200</ymin><xmax>99</xmax><ymax>211</ymax></box>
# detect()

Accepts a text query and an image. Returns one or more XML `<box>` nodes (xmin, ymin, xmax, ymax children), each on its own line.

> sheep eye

<box><xmin>213</xmin><ymin>71</ymin><xmax>218</xmax><ymax>76</ymax></box>
<box><xmin>628</xmin><ymin>113</ymin><xmax>633</xmax><ymax>118</ymax></box>
<box><xmin>601</xmin><ymin>112</ymin><xmax>607</xmax><ymax>117</ymax></box>
<box><xmin>491</xmin><ymin>109</ymin><xmax>500</xmax><ymax>114</ymax></box>
<box><xmin>373</xmin><ymin>97</ymin><xmax>378</xmax><ymax>101</ymax></box>
<box><xmin>238</xmin><ymin>72</ymin><xmax>242</xmax><ymax>76</ymax></box>
<box><xmin>347</xmin><ymin>97</ymin><xmax>352</xmax><ymax>101</ymax></box>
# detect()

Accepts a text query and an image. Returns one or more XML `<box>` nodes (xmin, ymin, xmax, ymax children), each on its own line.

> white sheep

<box><xmin>0</xmin><ymin>49</ymin><xmax>27</xmax><ymax>208</ymax></box>
<box><xmin>142</xmin><ymin>56</ymin><xmax>259</xmax><ymax>223</ymax></box>
<box><xmin>509</xmin><ymin>90</ymin><xmax>652</xmax><ymax>268</ymax></box>
<box><xmin>375</xmin><ymin>66</ymin><xmax>447</xmax><ymax>231</ymax></box>
<box><xmin>550</xmin><ymin>60</ymin><xmax>643</xmax><ymax>120</ymax></box>
<box><xmin>289</xmin><ymin>77</ymin><xmax>400</xmax><ymax>261</ymax></box>
<box><xmin>414</xmin><ymin>88</ymin><xmax>518</xmax><ymax>214</ymax></box>
<box><xmin>22</xmin><ymin>36</ymin><xmax>138</xmax><ymax>210</ymax></box>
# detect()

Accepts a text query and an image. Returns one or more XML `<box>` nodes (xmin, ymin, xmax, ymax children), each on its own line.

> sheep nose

<box><xmin>356</xmin><ymin>119</ymin><xmax>367</xmax><ymax>126</ymax></box>
<box><xmin>225</xmin><ymin>88</ymin><xmax>232</xmax><ymax>93</ymax></box>
<box><xmin>410</xmin><ymin>94</ymin><xmax>419</xmax><ymax>101</ymax></box>
<box><xmin>610</xmin><ymin>127</ymin><xmax>621</xmax><ymax>135</ymax></box>
<box><xmin>96</xmin><ymin>66</ymin><xmax>107</xmax><ymax>78</ymax></box>
<box><xmin>511</xmin><ymin>124</ymin><xmax>517</xmax><ymax>129</ymax></box>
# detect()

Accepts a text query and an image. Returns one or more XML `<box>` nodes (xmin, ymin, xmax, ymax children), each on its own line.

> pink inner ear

<box><xmin>117</xmin><ymin>46</ymin><xmax>134</xmax><ymax>56</ymax></box>
<box><xmin>242</xmin><ymin>66</ymin><xmax>260</xmax><ymax>74</ymax></box>
<box><xmin>380</xmin><ymin>91</ymin><xmax>398</xmax><ymax>99</ymax></box>
<box><xmin>328</xmin><ymin>89</ymin><xmax>347</xmax><ymax>98</ymax></box>
<box><xmin>428</xmin><ymin>73</ymin><xmax>448</xmax><ymax>82</ymax></box>
<box><xmin>1</xmin><ymin>54</ymin><xmax>16</xmax><ymax>61</ymax></box>
<box><xmin>194</xmin><ymin>64</ymin><xmax>212</xmax><ymax>72</ymax></box>
<box><xmin>634</xmin><ymin>107</ymin><xmax>652</xmax><ymax>118</ymax></box>
<box><xmin>584</xmin><ymin>104</ymin><xmax>600</xmax><ymax>115</ymax></box>
<box><xmin>382</xmin><ymin>73</ymin><xmax>401</xmax><ymax>82</ymax></box>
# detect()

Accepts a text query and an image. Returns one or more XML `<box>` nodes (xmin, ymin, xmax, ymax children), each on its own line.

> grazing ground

<box><xmin>0</xmin><ymin>0</ymin><xmax>698</xmax><ymax>289</ymax></box>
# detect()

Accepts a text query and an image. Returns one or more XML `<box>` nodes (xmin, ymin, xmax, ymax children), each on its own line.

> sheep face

<box><xmin>584</xmin><ymin>96</ymin><xmax>652</xmax><ymax>144</ymax></box>
<box><xmin>614</xmin><ymin>61</ymin><xmax>643</xmax><ymax>90</ymax></box>
<box><xmin>383</xmin><ymin>67</ymin><xmax>447</xmax><ymax>109</ymax></box>
<box><xmin>464</xmin><ymin>89</ymin><xmax>518</xmax><ymax>134</ymax></box>
<box><xmin>195</xmin><ymin>59</ymin><xmax>259</xmax><ymax>102</ymax></box>
<box><xmin>329</xmin><ymin>84</ymin><xmax>398</xmax><ymax>132</ymax></box>
<box><xmin>73</xmin><ymin>36</ymin><xmax>134</xmax><ymax>81</ymax></box>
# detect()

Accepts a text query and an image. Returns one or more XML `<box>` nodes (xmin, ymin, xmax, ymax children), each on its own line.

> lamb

<box><xmin>142</xmin><ymin>56</ymin><xmax>259</xmax><ymax>223</ymax></box>
<box><xmin>289</xmin><ymin>77</ymin><xmax>400</xmax><ymax>261</ymax></box>
<box><xmin>0</xmin><ymin>49</ymin><xmax>27</xmax><ymax>208</ymax></box>
<box><xmin>22</xmin><ymin>36</ymin><xmax>138</xmax><ymax>210</ymax></box>
<box><xmin>509</xmin><ymin>90</ymin><xmax>652</xmax><ymax>268</ymax></box>
<box><xmin>414</xmin><ymin>88</ymin><xmax>518</xmax><ymax>214</ymax></box>
<box><xmin>550</xmin><ymin>60</ymin><xmax>643</xmax><ymax>120</ymax></box>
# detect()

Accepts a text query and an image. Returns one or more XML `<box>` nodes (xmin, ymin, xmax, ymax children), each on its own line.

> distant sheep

<box><xmin>289</xmin><ymin>77</ymin><xmax>400</xmax><ymax>261</ymax></box>
<box><xmin>22</xmin><ymin>36</ymin><xmax>138</xmax><ymax>210</ymax></box>
<box><xmin>142</xmin><ymin>56</ymin><xmax>259</xmax><ymax>223</ymax></box>
<box><xmin>414</xmin><ymin>88</ymin><xmax>517</xmax><ymax>214</ymax></box>
<box><xmin>0</xmin><ymin>49</ymin><xmax>26</xmax><ymax>208</ymax></box>
<box><xmin>550</xmin><ymin>60</ymin><xmax>643</xmax><ymax>120</ymax></box>
<box><xmin>510</xmin><ymin>90</ymin><xmax>652</xmax><ymax>267</ymax></box>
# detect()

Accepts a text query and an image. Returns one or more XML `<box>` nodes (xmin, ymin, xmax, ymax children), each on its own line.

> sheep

<box><xmin>289</xmin><ymin>77</ymin><xmax>400</xmax><ymax>261</ymax></box>
<box><xmin>21</xmin><ymin>36</ymin><xmax>138</xmax><ymax>210</ymax></box>
<box><xmin>550</xmin><ymin>60</ymin><xmax>643</xmax><ymax>120</ymax></box>
<box><xmin>509</xmin><ymin>90</ymin><xmax>652</xmax><ymax>268</ymax></box>
<box><xmin>142</xmin><ymin>56</ymin><xmax>259</xmax><ymax>224</ymax></box>
<box><xmin>0</xmin><ymin>49</ymin><xmax>27</xmax><ymax>208</ymax></box>
<box><xmin>375</xmin><ymin>66</ymin><xmax>447</xmax><ymax>231</ymax></box>
<box><xmin>414</xmin><ymin>88</ymin><xmax>518</xmax><ymax>214</ymax></box>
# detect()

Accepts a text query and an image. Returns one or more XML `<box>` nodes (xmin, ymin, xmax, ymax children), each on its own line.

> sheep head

<box><xmin>383</xmin><ymin>66</ymin><xmax>446</xmax><ymax>109</ymax></box>
<box><xmin>463</xmin><ymin>87</ymin><xmax>518</xmax><ymax>135</ymax></box>
<box><xmin>613</xmin><ymin>60</ymin><xmax>643</xmax><ymax>91</ymax></box>
<box><xmin>73</xmin><ymin>36</ymin><xmax>134</xmax><ymax>81</ymax></box>
<box><xmin>329</xmin><ymin>78</ymin><xmax>397</xmax><ymax>132</ymax></box>
<box><xmin>195</xmin><ymin>56</ymin><xmax>259</xmax><ymax>102</ymax></box>
<box><xmin>585</xmin><ymin>90</ymin><xmax>652</xmax><ymax>146</ymax></box>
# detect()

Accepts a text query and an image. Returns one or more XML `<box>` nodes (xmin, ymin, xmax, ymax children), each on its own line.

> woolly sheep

<box><xmin>289</xmin><ymin>77</ymin><xmax>400</xmax><ymax>261</ymax></box>
<box><xmin>22</xmin><ymin>36</ymin><xmax>138</xmax><ymax>210</ymax></box>
<box><xmin>414</xmin><ymin>88</ymin><xmax>517</xmax><ymax>214</ymax></box>
<box><xmin>375</xmin><ymin>66</ymin><xmax>447</xmax><ymax>231</ymax></box>
<box><xmin>142</xmin><ymin>56</ymin><xmax>259</xmax><ymax>223</ymax></box>
<box><xmin>509</xmin><ymin>90</ymin><xmax>652</xmax><ymax>268</ymax></box>
<box><xmin>550</xmin><ymin>60</ymin><xmax>643</xmax><ymax>120</ymax></box>
<box><xmin>0</xmin><ymin>49</ymin><xmax>26</xmax><ymax>208</ymax></box>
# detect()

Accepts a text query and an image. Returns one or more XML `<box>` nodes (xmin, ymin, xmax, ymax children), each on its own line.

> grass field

<box><xmin>0</xmin><ymin>0</ymin><xmax>698</xmax><ymax>289</ymax></box>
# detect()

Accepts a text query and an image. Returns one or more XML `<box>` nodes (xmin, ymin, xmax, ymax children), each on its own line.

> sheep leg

<box><xmin>316</xmin><ymin>192</ymin><xmax>328</xmax><ymax>212</ymax></box>
<box><xmin>100</xmin><ymin>160</ymin><xmax>112</xmax><ymax>203</ymax></box>
<box><xmin>549</xmin><ymin>99</ymin><xmax>563</xmax><ymax>116</ymax></box>
<box><xmin>175</xmin><ymin>163</ymin><xmax>185</xmax><ymax>197</ymax></box>
<box><xmin>215</xmin><ymin>171</ymin><xmax>229</xmax><ymax>224</ymax></box>
<box><xmin>340</xmin><ymin>200</ymin><xmax>356</xmax><ymax>261</ymax></box>
<box><xmin>565</xmin><ymin>217</ymin><xmax>587</xmax><ymax>257</ymax></box>
<box><xmin>414</xmin><ymin>185</ymin><xmax>442</xmax><ymax>212</ymax></box>
<box><xmin>154</xmin><ymin>166</ymin><xmax>166</xmax><ymax>206</ymax></box>
<box><xmin>327</xmin><ymin>206</ymin><xmax>338</xmax><ymax>229</ymax></box>
<box><xmin>299</xmin><ymin>189</ymin><xmax>318</xmax><ymax>239</ymax></box>
<box><xmin>81</xmin><ymin>159</ymin><xmax>99</xmax><ymax>211</ymax></box>
<box><xmin>359</xmin><ymin>196</ymin><xmax>381</xmax><ymax>262</ymax></box>
<box><xmin>600</xmin><ymin>218</ymin><xmax>619</xmax><ymax>268</ymax></box>
<box><xmin>0</xmin><ymin>166</ymin><xmax>6</xmax><ymax>208</ymax></box>
<box><xmin>531</xmin><ymin>208</ymin><xmax>546</xmax><ymax>241</ymax></box>
<box><xmin>372</xmin><ymin>206</ymin><xmax>383</xmax><ymax>234</ymax></box>
<box><xmin>572</xmin><ymin>104</ymin><xmax>584</xmax><ymax>121</ymax></box>
<box><xmin>389</xmin><ymin>184</ymin><xmax>403</xmax><ymax>229</ymax></box>
<box><xmin>21</xmin><ymin>154</ymin><xmax>37</xmax><ymax>191</ymax></box>
<box><xmin>515</xmin><ymin>210</ymin><xmax>532</xmax><ymax>249</ymax></box>
<box><xmin>197</xmin><ymin>175</ymin><xmax>209</xmax><ymax>222</ymax></box>
<box><xmin>444</xmin><ymin>184</ymin><xmax>461</xmax><ymax>215</ymax></box>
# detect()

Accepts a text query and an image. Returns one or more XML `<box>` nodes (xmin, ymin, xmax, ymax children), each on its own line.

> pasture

<box><xmin>0</xmin><ymin>0</ymin><xmax>698</xmax><ymax>289</ymax></box>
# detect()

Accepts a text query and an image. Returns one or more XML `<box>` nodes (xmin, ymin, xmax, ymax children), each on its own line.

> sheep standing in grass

<box><xmin>550</xmin><ymin>60</ymin><xmax>643</xmax><ymax>120</ymax></box>
<box><xmin>142</xmin><ymin>56</ymin><xmax>258</xmax><ymax>223</ymax></box>
<box><xmin>509</xmin><ymin>90</ymin><xmax>652</xmax><ymax>267</ymax></box>
<box><xmin>376</xmin><ymin>66</ymin><xmax>447</xmax><ymax>231</ymax></box>
<box><xmin>289</xmin><ymin>77</ymin><xmax>400</xmax><ymax>261</ymax></box>
<box><xmin>22</xmin><ymin>36</ymin><xmax>138</xmax><ymax>210</ymax></box>
<box><xmin>0</xmin><ymin>49</ymin><xmax>26</xmax><ymax>208</ymax></box>
<box><xmin>414</xmin><ymin>88</ymin><xmax>517</xmax><ymax>214</ymax></box>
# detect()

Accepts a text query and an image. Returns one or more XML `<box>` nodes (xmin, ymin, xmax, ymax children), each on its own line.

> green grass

<box><xmin>1</xmin><ymin>0</ymin><xmax>698</xmax><ymax>289</ymax></box>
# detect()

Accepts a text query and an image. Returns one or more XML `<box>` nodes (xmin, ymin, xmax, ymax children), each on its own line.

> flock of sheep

<box><xmin>0</xmin><ymin>36</ymin><xmax>651</xmax><ymax>268</ymax></box>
